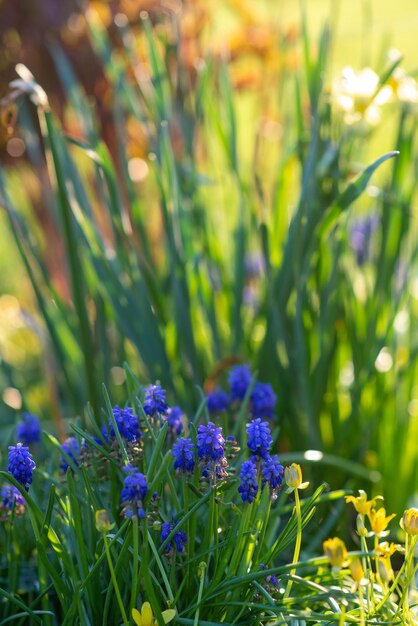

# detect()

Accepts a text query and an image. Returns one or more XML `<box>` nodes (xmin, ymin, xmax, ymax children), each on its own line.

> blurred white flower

<box><xmin>332</xmin><ymin>66</ymin><xmax>391</xmax><ymax>129</ymax></box>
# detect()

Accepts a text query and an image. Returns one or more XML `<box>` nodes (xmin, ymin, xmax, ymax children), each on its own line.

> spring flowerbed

<box><xmin>1</xmin><ymin>366</ymin><xmax>417</xmax><ymax>624</ymax></box>
<box><xmin>1</xmin><ymin>3</ymin><xmax>418</xmax><ymax>624</ymax></box>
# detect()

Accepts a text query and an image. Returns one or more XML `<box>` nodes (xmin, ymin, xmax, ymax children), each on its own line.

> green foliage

<box><xmin>0</xmin><ymin>9</ymin><xmax>418</xmax><ymax>623</ymax></box>
<box><xmin>0</xmin><ymin>381</ymin><xmax>415</xmax><ymax>625</ymax></box>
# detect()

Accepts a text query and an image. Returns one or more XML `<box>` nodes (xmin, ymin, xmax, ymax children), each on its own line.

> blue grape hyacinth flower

<box><xmin>197</xmin><ymin>422</ymin><xmax>225</xmax><ymax>462</ymax></box>
<box><xmin>120</xmin><ymin>465</ymin><xmax>148</xmax><ymax>519</ymax></box>
<box><xmin>246</xmin><ymin>418</ymin><xmax>272</xmax><ymax>460</ymax></box>
<box><xmin>0</xmin><ymin>484</ymin><xmax>25</xmax><ymax>515</ymax></box>
<box><xmin>8</xmin><ymin>443</ymin><xmax>36</xmax><ymax>490</ymax></box>
<box><xmin>108</xmin><ymin>406</ymin><xmax>141</xmax><ymax>442</ymax></box>
<box><xmin>250</xmin><ymin>382</ymin><xmax>277</xmax><ymax>419</ymax></box>
<box><xmin>228</xmin><ymin>365</ymin><xmax>252</xmax><ymax>401</ymax></box>
<box><xmin>166</xmin><ymin>406</ymin><xmax>184</xmax><ymax>435</ymax></box>
<box><xmin>59</xmin><ymin>437</ymin><xmax>81</xmax><ymax>473</ymax></box>
<box><xmin>172</xmin><ymin>438</ymin><xmax>195</xmax><ymax>474</ymax></box>
<box><xmin>350</xmin><ymin>215</ymin><xmax>379</xmax><ymax>266</ymax></box>
<box><xmin>238</xmin><ymin>459</ymin><xmax>258</xmax><ymax>503</ymax></box>
<box><xmin>160</xmin><ymin>521</ymin><xmax>188</xmax><ymax>553</ymax></box>
<box><xmin>143</xmin><ymin>384</ymin><xmax>168</xmax><ymax>417</ymax></box>
<box><xmin>261</xmin><ymin>454</ymin><xmax>284</xmax><ymax>491</ymax></box>
<box><xmin>206</xmin><ymin>389</ymin><xmax>229</xmax><ymax>414</ymax></box>
<box><xmin>15</xmin><ymin>413</ymin><xmax>41</xmax><ymax>446</ymax></box>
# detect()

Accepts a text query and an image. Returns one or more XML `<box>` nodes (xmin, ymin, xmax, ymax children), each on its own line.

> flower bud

<box><xmin>402</xmin><ymin>508</ymin><xmax>418</xmax><ymax>536</ymax></box>
<box><xmin>284</xmin><ymin>463</ymin><xmax>309</xmax><ymax>491</ymax></box>
<box><xmin>356</xmin><ymin>513</ymin><xmax>371</xmax><ymax>537</ymax></box>
<box><xmin>349</xmin><ymin>558</ymin><xmax>365</xmax><ymax>583</ymax></box>
<box><xmin>323</xmin><ymin>537</ymin><xmax>347</xmax><ymax>569</ymax></box>
<box><xmin>95</xmin><ymin>509</ymin><xmax>114</xmax><ymax>533</ymax></box>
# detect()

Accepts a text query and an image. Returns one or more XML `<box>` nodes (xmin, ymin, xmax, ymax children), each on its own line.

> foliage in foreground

<box><xmin>1</xmin><ymin>367</ymin><xmax>417</xmax><ymax>625</ymax></box>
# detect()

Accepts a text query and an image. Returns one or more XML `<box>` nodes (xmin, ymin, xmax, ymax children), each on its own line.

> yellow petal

<box><xmin>162</xmin><ymin>609</ymin><xmax>176</xmax><ymax>624</ymax></box>
<box><xmin>132</xmin><ymin>608</ymin><xmax>142</xmax><ymax>626</ymax></box>
<box><xmin>141</xmin><ymin>602</ymin><xmax>153</xmax><ymax>626</ymax></box>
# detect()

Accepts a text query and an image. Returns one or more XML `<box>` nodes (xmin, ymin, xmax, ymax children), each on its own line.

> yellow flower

<box><xmin>349</xmin><ymin>558</ymin><xmax>366</xmax><ymax>584</ymax></box>
<box><xmin>367</xmin><ymin>507</ymin><xmax>396</xmax><ymax>537</ymax></box>
<box><xmin>284</xmin><ymin>464</ymin><xmax>309</xmax><ymax>491</ymax></box>
<box><xmin>132</xmin><ymin>602</ymin><xmax>176</xmax><ymax>626</ymax></box>
<box><xmin>401</xmin><ymin>508</ymin><xmax>418</xmax><ymax>536</ymax></box>
<box><xmin>356</xmin><ymin>514</ymin><xmax>372</xmax><ymax>538</ymax></box>
<box><xmin>345</xmin><ymin>490</ymin><xmax>381</xmax><ymax>516</ymax></box>
<box><xmin>323</xmin><ymin>537</ymin><xmax>348</xmax><ymax>569</ymax></box>
<box><xmin>95</xmin><ymin>509</ymin><xmax>114</xmax><ymax>533</ymax></box>
<box><xmin>376</xmin><ymin>541</ymin><xmax>404</xmax><ymax>558</ymax></box>
<box><xmin>377</xmin><ymin>557</ymin><xmax>394</xmax><ymax>583</ymax></box>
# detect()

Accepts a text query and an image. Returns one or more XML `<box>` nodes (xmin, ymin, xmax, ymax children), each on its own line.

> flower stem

<box><xmin>284</xmin><ymin>488</ymin><xmax>302</xmax><ymax>599</ymax></box>
<box><xmin>193</xmin><ymin>562</ymin><xmax>207</xmax><ymax>626</ymax></box>
<box><xmin>103</xmin><ymin>533</ymin><xmax>129</xmax><ymax>626</ymax></box>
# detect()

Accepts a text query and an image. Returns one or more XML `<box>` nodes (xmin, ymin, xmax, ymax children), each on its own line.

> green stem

<box><xmin>193</xmin><ymin>562</ymin><xmax>207</xmax><ymax>626</ymax></box>
<box><xmin>360</xmin><ymin>533</ymin><xmax>373</xmax><ymax>610</ymax></box>
<box><xmin>130</xmin><ymin>517</ymin><xmax>139</xmax><ymax>620</ymax></box>
<box><xmin>284</xmin><ymin>488</ymin><xmax>302</xmax><ymax>599</ymax></box>
<box><xmin>402</xmin><ymin>534</ymin><xmax>417</xmax><ymax>624</ymax></box>
<box><xmin>358</xmin><ymin>584</ymin><xmax>366</xmax><ymax>626</ymax></box>
<box><xmin>103</xmin><ymin>534</ymin><xmax>129</xmax><ymax>626</ymax></box>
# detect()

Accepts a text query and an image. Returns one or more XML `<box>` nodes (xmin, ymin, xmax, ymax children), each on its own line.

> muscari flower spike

<box><xmin>108</xmin><ymin>405</ymin><xmax>141</xmax><ymax>442</ymax></box>
<box><xmin>197</xmin><ymin>422</ymin><xmax>225</xmax><ymax>462</ymax></box>
<box><xmin>15</xmin><ymin>412</ymin><xmax>41</xmax><ymax>446</ymax></box>
<box><xmin>350</xmin><ymin>215</ymin><xmax>379</xmax><ymax>266</ymax></box>
<box><xmin>228</xmin><ymin>364</ymin><xmax>252</xmax><ymax>401</ymax></box>
<box><xmin>246</xmin><ymin>418</ymin><xmax>272</xmax><ymax>460</ymax></box>
<box><xmin>172</xmin><ymin>438</ymin><xmax>195</xmax><ymax>474</ymax></box>
<box><xmin>120</xmin><ymin>464</ymin><xmax>148</xmax><ymax>519</ymax></box>
<box><xmin>259</xmin><ymin>564</ymin><xmax>279</xmax><ymax>589</ymax></box>
<box><xmin>250</xmin><ymin>382</ymin><xmax>277</xmax><ymax>419</ymax></box>
<box><xmin>261</xmin><ymin>454</ymin><xmax>284</xmax><ymax>492</ymax></box>
<box><xmin>0</xmin><ymin>484</ymin><xmax>25</xmax><ymax>515</ymax></box>
<box><xmin>160</xmin><ymin>521</ymin><xmax>188</xmax><ymax>553</ymax></box>
<box><xmin>166</xmin><ymin>406</ymin><xmax>184</xmax><ymax>435</ymax></box>
<box><xmin>206</xmin><ymin>389</ymin><xmax>229</xmax><ymax>414</ymax></box>
<box><xmin>8</xmin><ymin>443</ymin><xmax>36</xmax><ymax>491</ymax></box>
<box><xmin>59</xmin><ymin>437</ymin><xmax>80</xmax><ymax>473</ymax></box>
<box><xmin>238</xmin><ymin>459</ymin><xmax>258</xmax><ymax>503</ymax></box>
<box><xmin>143</xmin><ymin>384</ymin><xmax>168</xmax><ymax>417</ymax></box>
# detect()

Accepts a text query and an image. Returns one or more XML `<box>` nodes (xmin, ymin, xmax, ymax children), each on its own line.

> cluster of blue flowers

<box><xmin>120</xmin><ymin>464</ymin><xmax>148</xmax><ymax>519</ymax></box>
<box><xmin>238</xmin><ymin>460</ymin><xmax>258</xmax><ymax>502</ymax></box>
<box><xmin>166</xmin><ymin>406</ymin><xmax>184</xmax><ymax>435</ymax></box>
<box><xmin>206</xmin><ymin>365</ymin><xmax>277</xmax><ymax>420</ymax></box>
<box><xmin>2</xmin><ymin>370</ymin><xmax>283</xmax><ymax>562</ymax></box>
<box><xmin>238</xmin><ymin>419</ymin><xmax>284</xmax><ymax>502</ymax></box>
<box><xmin>160</xmin><ymin>521</ymin><xmax>188</xmax><ymax>553</ymax></box>
<box><xmin>246</xmin><ymin>418</ymin><xmax>272</xmax><ymax>459</ymax></box>
<box><xmin>59</xmin><ymin>437</ymin><xmax>81</xmax><ymax>473</ymax></box>
<box><xmin>143</xmin><ymin>384</ymin><xmax>168</xmax><ymax>417</ymax></box>
<box><xmin>8</xmin><ymin>443</ymin><xmax>36</xmax><ymax>491</ymax></box>
<box><xmin>15</xmin><ymin>413</ymin><xmax>41</xmax><ymax>446</ymax></box>
<box><xmin>172</xmin><ymin>438</ymin><xmax>195</xmax><ymax>473</ymax></box>
<box><xmin>0</xmin><ymin>484</ymin><xmax>25</xmax><ymax>516</ymax></box>
<box><xmin>108</xmin><ymin>406</ymin><xmax>141</xmax><ymax>442</ymax></box>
